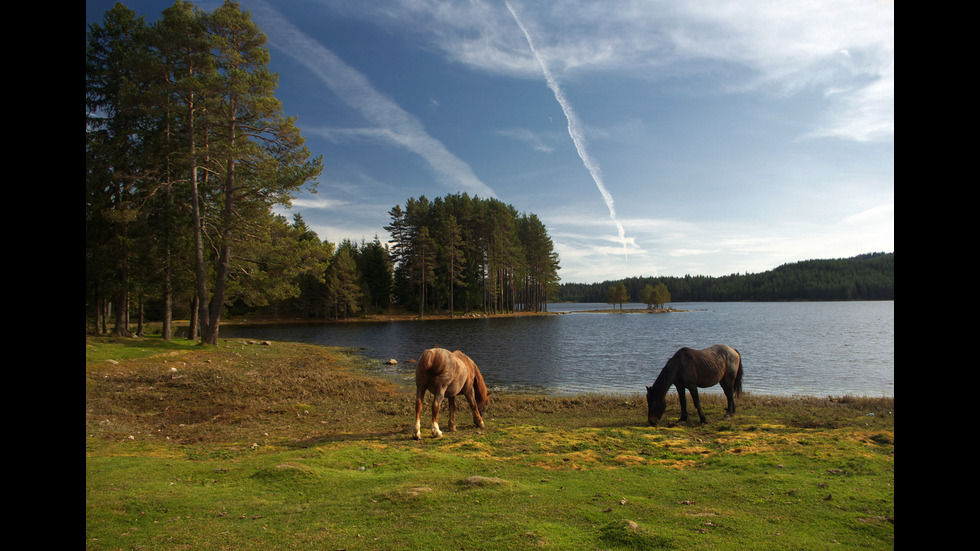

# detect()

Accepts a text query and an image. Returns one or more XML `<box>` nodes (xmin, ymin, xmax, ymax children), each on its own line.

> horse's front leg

<box><xmin>676</xmin><ymin>384</ymin><xmax>688</xmax><ymax>424</ymax></box>
<box><xmin>430</xmin><ymin>392</ymin><xmax>445</xmax><ymax>438</ymax></box>
<box><xmin>447</xmin><ymin>396</ymin><xmax>457</xmax><ymax>431</ymax></box>
<box><xmin>689</xmin><ymin>387</ymin><xmax>707</xmax><ymax>424</ymax></box>
<box><xmin>464</xmin><ymin>389</ymin><xmax>485</xmax><ymax>429</ymax></box>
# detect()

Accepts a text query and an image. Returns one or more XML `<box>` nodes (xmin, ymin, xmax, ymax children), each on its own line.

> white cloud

<box><xmin>804</xmin><ymin>76</ymin><xmax>894</xmax><ymax>142</ymax></box>
<box><xmin>288</xmin><ymin>197</ymin><xmax>345</xmax><ymax>210</ymax></box>
<box><xmin>668</xmin><ymin>248</ymin><xmax>721</xmax><ymax>257</ymax></box>
<box><xmin>838</xmin><ymin>203</ymin><xmax>894</xmax><ymax>227</ymax></box>
<box><xmin>323</xmin><ymin>0</ymin><xmax>893</xmax><ymax>144</ymax></box>
<box><xmin>495</xmin><ymin>127</ymin><xmax>555</xmax><ymax>153</ymax></box>
<box><xmin>247</xmin><ymin>0</ymin><xmax>497</xmax><ymax>198</ymax></box>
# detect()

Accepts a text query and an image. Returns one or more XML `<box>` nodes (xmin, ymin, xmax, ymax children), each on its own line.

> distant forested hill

<box><xmin>556</xmin><ymin>252</ymin><xmax>894</xmax><ymax>303</ymax></box>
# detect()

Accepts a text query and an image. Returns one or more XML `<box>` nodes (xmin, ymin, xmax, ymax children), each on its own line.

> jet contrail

<box><xmin>505</xmin><ymin>1</ymin><xmax>627</xmax><ymax>253</ymax></box>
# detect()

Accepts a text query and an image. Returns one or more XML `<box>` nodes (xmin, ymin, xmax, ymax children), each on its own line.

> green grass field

<box><xmin>86</xmin><ymin>335</ymin><xmax>893</xmax><ymax>549</ymax></box>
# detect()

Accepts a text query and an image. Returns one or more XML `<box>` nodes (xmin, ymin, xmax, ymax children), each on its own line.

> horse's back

<box><xmin>417</xmin><ymin>348</ymin><xmax>454</xmax><ymax>381</ymax></box>
<box><xmin>703</xmin><ymin>344</ymin><xmax>735</xmax><ymax>356</ymax></box>
<box><xmin>418</xmin><ymin>348</ymin><xmax>474</xmax><ymax>395</ymax></box>
<box><xmin>704</xmin><ymin>344</ymin><xmax>740</xmax><ymax>374</ymax></box>
<box><xmin>674</xmin><ymin>345</ymin><xmax>739</xmax><ymax>387</ymax></box>
<box><xmin>451</xmin><ymin>350</ymin><xmax>477</xmax><ymax>373</ymax></box>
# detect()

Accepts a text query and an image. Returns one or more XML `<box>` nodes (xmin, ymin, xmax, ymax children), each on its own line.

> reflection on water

<box><xmin>214</xmin><ymin>301</ymin><xmax>893</xmax><ymax>398</ymax></box>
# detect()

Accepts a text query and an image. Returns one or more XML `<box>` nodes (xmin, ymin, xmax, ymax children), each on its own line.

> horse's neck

<box><xmin>651</xmin><ymin>363</ymin><xmax>676</xmax><ymax>397</ymax></box>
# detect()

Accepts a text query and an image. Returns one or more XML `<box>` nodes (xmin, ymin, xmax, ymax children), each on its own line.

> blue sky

<box><xmin>87</xmin><ymin>0</ymin><xmax>894</xmax><ymax>283</ymax></box>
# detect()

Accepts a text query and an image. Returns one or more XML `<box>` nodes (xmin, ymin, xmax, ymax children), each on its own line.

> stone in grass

<box><xmin>461</xmin><ymin>475</ymin><xmax>509</xmax><ymax>486</ymax></box>
<box><xmin>599</xmin><ymin>519</ymin><xmax>672</xmax><ymax>549</ymax></box>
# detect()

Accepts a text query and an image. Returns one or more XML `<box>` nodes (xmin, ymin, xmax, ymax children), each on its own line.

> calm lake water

<box><xmin>215</xmin><ymin>301</ymin><xmax>894</xmax><ymax>398</ymax></box>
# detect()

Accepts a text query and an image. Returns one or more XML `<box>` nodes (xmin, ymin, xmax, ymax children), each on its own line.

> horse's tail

<box><xmin>417</xmin><ymin>349</ymin><xmax>435</xmax><ymax>371</ymax></box>
<box><xmin>732</xmin><ymin>348</ymin><xmax>744</xmax><ymax>396</ymax></box>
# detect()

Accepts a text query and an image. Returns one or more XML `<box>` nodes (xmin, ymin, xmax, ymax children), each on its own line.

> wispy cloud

<box><xmin>246</xmin><ymin>0</ymin><xmax>497</xmax><ymax>198</ymax></box>
<box><xmin>495</xmin><ymin>127</ymin><xmax>555</xmax><ymax>153</ymax></box>
<box><xmin>668</xmin><ymin>248</ymin><xmax>721</xmax><ymax>257</ymax></box>
<box><xmin>804</xmin><ymin>76</ymin><xmax>894</xmax><ymax>142</ymax></box>
<box><xmin>837</xmin><ymin>203</ymin><xmax>894</xmax><ymax>228</ymax></box>
<box><xmin>333</xmin><ymin>0</ymin><xmax>893</xmax><ymax>144</ymax></box>
<box><xmin>286</xmin><ymin>197</ymin><xmax>346</xmax><ymax>210</ymax></box>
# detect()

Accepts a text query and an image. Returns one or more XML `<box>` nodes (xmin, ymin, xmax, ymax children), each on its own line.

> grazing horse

<box><xmin>413</xmin><ymin>348</ymin><xmax>489</xmax><ymax>440</ymax></box>
<box><xmin>646</xmin><ymin>344</ymin><xmax>744</xmax><ymax>426</ymax></box>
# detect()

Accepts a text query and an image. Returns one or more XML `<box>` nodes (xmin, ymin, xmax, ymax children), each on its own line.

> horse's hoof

<box><xmin>412</xmin><ymin>433</ymin><xmax>421</xmax><ymax>440</ymax></box>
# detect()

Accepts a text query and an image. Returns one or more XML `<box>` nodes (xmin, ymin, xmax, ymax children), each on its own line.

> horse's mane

<box><xmin>471</xmin><ymin>363</ymin><xmax>488</xmax><ymax>403</ymax></box>
<box><xmin>648</xmin><ymin>350</ymin><xmax>683</xmax><ymax>398</ymax></box>
<box><xmin>452</xmin><ymin>350</ymin><xmax>488</xmax><ymax>403</ymax></box>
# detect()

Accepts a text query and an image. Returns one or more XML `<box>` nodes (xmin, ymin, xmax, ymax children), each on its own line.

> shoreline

<box><xmin>177</xmin><ymin>306</ymin><xmax>693</xmax><ymax>328</ymax></box>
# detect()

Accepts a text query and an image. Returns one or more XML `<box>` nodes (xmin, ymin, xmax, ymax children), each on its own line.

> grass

<box><xmin>85</xmin><ymin>335</ymin><xmax>893</xmax><ymax>549</ymax></box>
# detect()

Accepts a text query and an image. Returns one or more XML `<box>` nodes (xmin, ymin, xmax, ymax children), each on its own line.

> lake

<box><xmin>214</xmin><ymin>301</ymin><xmax>894</xmax><ymax>398</ymax></box>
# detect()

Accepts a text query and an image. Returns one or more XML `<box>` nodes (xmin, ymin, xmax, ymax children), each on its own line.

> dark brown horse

<box><xmin>646</xmin><ymin>344</ymin><xmax>744</xmax><ymax>426</ymax></box>
<box><xmin>413</xmin><ymin>348</ymin><xmax>489</xmax><ymax>440</ymax></box>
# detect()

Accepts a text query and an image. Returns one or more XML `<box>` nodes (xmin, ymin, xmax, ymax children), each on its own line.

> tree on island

<box><xmin>641</xmin><ymin>282</ymin><xmax>671</xmax><ymax>309</ymax></box>
<box><xmin>607</xmin><ymin>282</ymin><xmax>628</xmax><ymax>310</ymax></box>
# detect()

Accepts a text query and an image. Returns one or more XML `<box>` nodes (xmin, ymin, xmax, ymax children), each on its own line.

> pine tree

<box><xmin>150</xmin><ymin>0</ymin><xmax>215</xmax><ymax>340</ymax></box>
<box><xmin>86</xmin><ymin>4</ymin><xmax>153</xmax><ymax>336</ymax></box>
<box><xmin>442</xmin><ymin>215</ymin><xmax>466</xmax><ymax>317</ymax></box>
<box><xmin>195</xmin><ymin>0</ymin><xmax>323</xmax><ymax>343</ymax></box>
<box><xmin>325</xmin><ymin>246</ymin><xmax>363</xmax><ymax>319</ymax></box>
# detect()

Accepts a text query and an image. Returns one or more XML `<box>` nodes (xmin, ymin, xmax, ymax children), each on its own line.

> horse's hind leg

<box><xmin>447</xmin><ymin>396</ymin><xmax>457</xmax><ymax>431</ymax></box>
<box><xmin>430</xmin><ymin>392</ymin><xmax>445</xmax><ymax>438</ymax></box>
<box><xmin>722</xmin><ymin>383</ymin><xmax>736</xmax><ymax>419</ymax></box>
<box><xmin>413</xmin><ymin>388</ymin><xmax>425</xmax><ymax>440</ymax></box>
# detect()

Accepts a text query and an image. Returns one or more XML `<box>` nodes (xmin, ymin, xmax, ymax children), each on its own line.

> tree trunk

<box><xmin>161</xmin><ymin>244</ymin><xmax>173</xmax><ymax>341</ymax></box>
<box><xmin>136</xmin><ymin>292</ymin><xmax>145</xmax><ymax>337</ymax></box>
<box><xmin>187</xmin><ymin>296</ymin><xmax>198</xmax><ymax>340</ymax></box>
<box><xmin>111</xmin><ymin>218</ymin><xmax>132</xmax><ymax>337</ymax></box>
<box><xmin>188</xmin><ymin>91</ymin><xmax>211</xmax><ymax>344</ymax></box>
<box><xmin>201</xmin><ymin>115</ymin><xmax>238</xmax><ymax>346</ymax></box>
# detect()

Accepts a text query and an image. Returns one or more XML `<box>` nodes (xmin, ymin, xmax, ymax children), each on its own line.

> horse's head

<box><xmin>477</xmin><ymin>390</ymin><xmax>490</xmax><ymax>416</ymax></box>
<box><xmin>646</xmin><ymin>385</ymin><xmax>666</xmax><ymax>426</ymax></box>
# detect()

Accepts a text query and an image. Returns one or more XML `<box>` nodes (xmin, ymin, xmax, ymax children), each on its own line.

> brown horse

<box><xmin>646</xmin><ymin>344</ymin><xmax>744</xmax><ymax>426</ymax></box>
<box><xmin>413</xmin><ymin>348</ymin><xmax>489</xmax><ymax>440</ymax></box>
